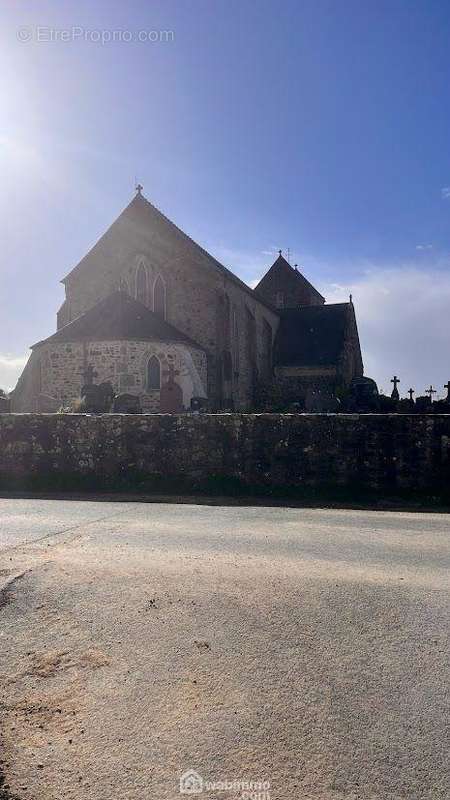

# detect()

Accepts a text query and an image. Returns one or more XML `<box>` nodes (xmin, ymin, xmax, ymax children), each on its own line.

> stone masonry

<box><xmin>1</xmin><ymin>413</ymin><xmax>450</xmax><ymax>497</ymax></box>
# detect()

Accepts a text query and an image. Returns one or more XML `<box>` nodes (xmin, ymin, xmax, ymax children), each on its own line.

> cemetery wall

<box><xmin>1</xmin><ymin>413</ymin><xmax>450</xmax><ymax>499</ymax></box>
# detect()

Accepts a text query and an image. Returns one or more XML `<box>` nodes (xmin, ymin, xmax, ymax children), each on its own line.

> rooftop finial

<box><xmin>349</xmin><ymin>293</ymin><xmax>353</xmax><ymax>304</ymax></box>
<box><xmin>278</xmin><ymin>249</ymin><xmax>282</xmax><ymax>256</ymax></box>
<box><xmin>135</xmin><ymin>183</ymin><xmax>143</xmax><ymax>196</ymax></box>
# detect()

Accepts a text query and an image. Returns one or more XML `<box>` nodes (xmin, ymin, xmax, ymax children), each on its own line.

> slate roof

<box><xmin>274</xmin><ymin>303</ymin><xmax>352</xmax><ymax>366</ymax></box>
<box><xmin>254</xmin><ymin>254</ymin><xmax>325</xmax><ymax>305</ymax></box>
<box><xmin>32</xmin><ymin>291</ymin><xmax>204</xmax><ymax>351</ymax></box>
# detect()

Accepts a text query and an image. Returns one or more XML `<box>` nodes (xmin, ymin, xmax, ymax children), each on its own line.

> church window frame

<box><xmin>147</xmin><ymin>355</ymin><xmax>161</xmax><ymax>391</ymax></box>
<box><xmin>135</xmin><ymin>261</ymin><xmax>149</xmax><ymax>306</ymax></box>
<box><xmin>153</xmin><ymin>274</ymin><xmax>167</xmax><ymax>319</ymax></box>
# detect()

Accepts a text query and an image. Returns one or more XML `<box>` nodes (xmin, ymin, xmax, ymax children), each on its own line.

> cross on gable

<box><xmin>391</xmin><ymin>375</ymin><xmax>400</xmax><ymax>390</ymax></box>
<box><xmin>135</xmin><ymin>183</ymin><xmax>143</xmax><ymax>195</ymax></box>
<box><xmin>408</xmin><ymin>388</ymin><xmax>415</xmax><ymax>401</ymax></box>
<box><xmin>425</xmin><ymin>385</ymin><xmax>436</xmax><ymax>398</ymax></box>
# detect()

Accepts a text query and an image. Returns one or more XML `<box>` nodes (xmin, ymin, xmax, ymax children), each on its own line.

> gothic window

<box><xmin>147</xmin><ymin>356</ymin><xmax>161</xmax><ymax>391</ymax></box>
<box><xmin>136</xmin><ymin>263</ymin><xmax>148</xmax><ymax>305</ymax></box>
<box><xmin>153</xmin><ymin>275</ymin><xmax>166</xmax><ymax>319</ymax></box>
<box><xmin>276</xmin><ymin>291</ymin><xmax>285</xmax><ymax>309</ymax></box>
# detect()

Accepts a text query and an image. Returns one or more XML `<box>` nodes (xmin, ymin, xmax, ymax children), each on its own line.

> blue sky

<box><xmin>1</xmin><ymin>0</ymin><xmax>450</xmax><ymax>394</ymax></box>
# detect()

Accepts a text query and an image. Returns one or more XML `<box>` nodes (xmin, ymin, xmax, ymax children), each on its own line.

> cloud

<box><xmin>322</xmin><ymin>267</ymin><xmax>450</xmax><ymax>396</ymax></box>
<box><xmin>0</xmin><ymin>353</ymin><xmax>29</xmax><ymax>392</ymax></box>
<box><xmin>416</xmin><ymin>244</ymin><xmax>433</xmax><ymax>250</ymax></box>
<box><xmin>441</xmin><ymin>187</ymin><xmax>450</xmax><ymax>199</ymax></box>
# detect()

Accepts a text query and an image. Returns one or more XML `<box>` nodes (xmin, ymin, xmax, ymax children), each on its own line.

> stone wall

<box><xmin>11</xmin><ymin>341</ymin><xmax>207</xmax><ymax>413</ymax></box>
<box><xmin>1</xmin><ymin>413</ymin><xmax>450</xmax><ymax>499</ymax></box>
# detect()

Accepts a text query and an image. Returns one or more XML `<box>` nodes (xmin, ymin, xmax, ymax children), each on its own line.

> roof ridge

<box><xmin>32</xmin><ymin>290</ymin><xmax>205</xmax><ymax>351</ymax></box>
<box><xmin>136</xmin><ymin>194</ymin><xmax>276</xmax><ymax>309</ymax></box>
<box><xmin>62</xmin><ymin>192</ymin><xmax>276</xmax><ymax>313</ymax></box>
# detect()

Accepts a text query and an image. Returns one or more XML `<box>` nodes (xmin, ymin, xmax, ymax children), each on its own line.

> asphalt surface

<box><xmin>0</xmin><ymin>498</ymin><xmax>449</xmax><ymax>800</ymax></box>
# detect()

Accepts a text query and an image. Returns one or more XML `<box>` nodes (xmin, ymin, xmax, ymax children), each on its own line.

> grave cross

<box><xmin>425</xmin><ymin>385</ymin><xmax>437</xmax><ymax>399</ymax></box>
<box><xmin>391</xmin><ymin>375</ymin><xmax>400</xmax><ymax>400</ymax></box>
<box><xmin>408</xmin><ymin>388</ymin><xmax>415</xmax><ymax>401</ymax></box>
<box><xmin>163</xmin><ymin>359</ymin><xmax>180</xmax><ymax>386</ymax></box>
<box><xmin>82</xmin><ymin>364</ymin><xmax>97</xmax><ymax>386</ymax></box>
<box><xmin>444</xmin><ymin>381</ymin><xmax>450</xmax><ymax>400</ymax></box>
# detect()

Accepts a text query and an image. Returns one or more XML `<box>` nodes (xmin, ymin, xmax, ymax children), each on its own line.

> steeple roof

<box><xmin>254</xmin><ymin>253</ymin><xmax>325</xmax><ymax>307</ymax></box>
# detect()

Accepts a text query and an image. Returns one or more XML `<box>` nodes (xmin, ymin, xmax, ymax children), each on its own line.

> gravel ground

<box><xmin>0</xmin><ymin>499</ymin><xmax>449</xmax><ymax>800</ymax></box>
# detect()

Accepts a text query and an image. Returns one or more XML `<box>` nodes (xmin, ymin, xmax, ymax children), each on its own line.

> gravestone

<box><xmin>160</xmin><ymin>359</ymin><xmax>184</xmax><ymax>413</ymax></box>
<box><xmin>112</xmin><ymin>393</ymin><xmax>142</xmax><ymax>414</ymax></box>
<box><xmin>415</xmin><ymin>396</ymin><xmax>432</xmax><ymax>413</ymax></box>
<box><xmin>397</xmin><ymin>398</ymin><xmax>414</xmax><ymax>413</ymax></box>
<box><xmin>190</xmin><ymin>396</ymin><xmax>209</xmax><ymax>413</ymax></box>
<box><xmin>378</xmin><ymin>394</ymin><xmax>397</xmax><ymax>412</ymax></box>
<box><xmin>160</xmin><ymin>381</ymin><xmax>183</xmax><ymax>413</ymax></box>
<box><xmin>80</xmin><ymin>381</ymin><xmax>114</xmax><ymax>413</ymax></box>
<box><xmin>305</xmin><ymin>388</ymin><xmax>340</xmax><ymax>412</ymax></box>
<box><xmin>344</xmin><ymin>376</ymin><xmax>379</xmax><ymax>412</ymax></box>
<box><xmin>0</xmin><ymin>395</ymin><xmax>10</xmax><ymax>413</ymax></box>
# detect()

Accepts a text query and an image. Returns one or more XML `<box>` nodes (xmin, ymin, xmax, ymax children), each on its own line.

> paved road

<box><xmin>0</xmin><ymin>499</ymin><xmax>449</xmax><ymax>800</ymax></box>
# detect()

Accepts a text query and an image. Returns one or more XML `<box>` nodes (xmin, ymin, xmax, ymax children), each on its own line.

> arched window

<box><xmin>147</xmin><ymin>356</ymin><xmax>161</xmax><ymax>391</ymax></box>
<box><xmin>153</xmin><ymin>275</ymin><xmax>166</xmax><ymax>319</ymax></box>
<box><xmin>136</xmin><ymin>263</ymin><xmax>148</xmax><ymax>305</ymax></box>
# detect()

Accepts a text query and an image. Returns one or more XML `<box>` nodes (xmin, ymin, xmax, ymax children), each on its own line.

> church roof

<box><xmin>274</xmin><ymin>303</ymin><xmax>353</xmax><ymax>366</ymax></box>
<box><xmin>254</xmin><ymin>254</ymin><xmax>325</xmax><ymax>305</ymax></box>
<box><xmin>32</xmin><ymin>291</ymin><xmax>205</xmax><ymax>351</ymax></box>
<box><xmin>62</xmin><ymin>192</ymin><xmax>276</xmax><ymax>312</ymax></box>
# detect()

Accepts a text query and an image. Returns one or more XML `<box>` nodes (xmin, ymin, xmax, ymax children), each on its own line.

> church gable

<box><xmin>60</xmin><ymin>189</ymin><xmax>274</xmax><ymax>324</ymax></box>
<box><xmin>255</xmin><ymin>253</ymin><xmax>325</xmax><ymax>309</ymax></box>
<box><xmin>58</xmin><ymin>193</ymin><xmax>184</xmax><ymax>327</ymax></box>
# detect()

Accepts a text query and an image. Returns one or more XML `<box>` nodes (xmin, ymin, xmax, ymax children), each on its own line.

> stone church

<box><xmin>11</xmin><ymin>188</ymin><xmax>363</xmax><ymax>412</ymax></box>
